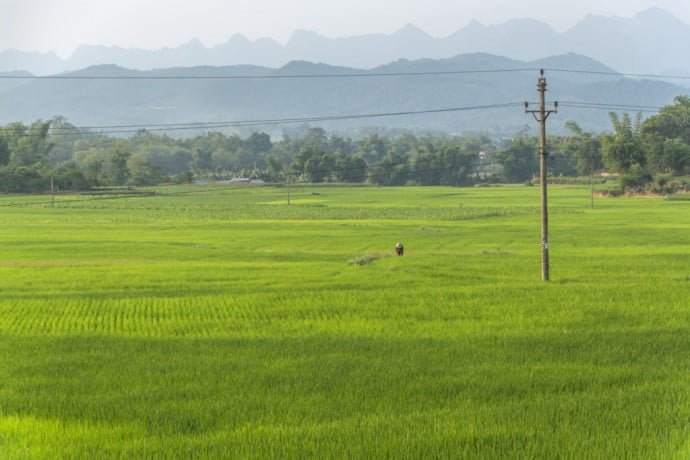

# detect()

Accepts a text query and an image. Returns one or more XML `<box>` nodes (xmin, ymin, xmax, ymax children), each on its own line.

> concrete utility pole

<box><xmin>525</xmin><ymin>69</ymin><xmax>557</xmax><ymax>281</ymax></box>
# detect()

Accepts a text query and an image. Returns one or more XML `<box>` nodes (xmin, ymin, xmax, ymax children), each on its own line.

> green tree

<box><xmin>496</xmin><ymin>135</ymin><xmax>538</xmax><ymax>183</ymax></box>
<box><xmin>409</xmin><ymin>148</ymin><xmax>440</xmax><ymax>185</ymax></box>
<box><xmin>290</xmin><ymin>146</ymin><xmax>327</xmax><ymax>181</ymax></box>
<box><xmin>3</xmin><ymin>121</ymin><xmax>54</xmax><ymax>167</ymax></box>
<box><xmin>103</xmin><ymin>144</ymin><xmax>131</xmax><ymax>185</ymax></box>
<box><xmin>334</xmin><ymin>152</ymin><xmax>367</xmax><ymax>183</ymax></box>
<box><xmin>54</xmin><ymin>160</ymin><xmax>93</xmax><ymax>191</ymax></box>
<box><xmin>263</xmin><ymin>154</ymin><xmax>284</xmax><ymax>182</ymax></box>
<box><xmin>190</xmin><ymin>147</ymin><xmax>212</xmax><ymax>172</ymax></box>
<box><xmin>0</xmin><ymin>166</ymin><xmax>45</xmax><ymax>193</ymax></box>
<box><xmin>47</xmin><ymin>116</ymin><xmax>81</xmax><ymax>164</ymax></box>
<box><xmin>245</xmin><ymin>132</ymin><xmax>273</xmax><ymax>155</ymax></box>
<box><xmin>211</xmin><ymin>148</ymin><xmax>235</xmax><ymax>171</ymax></box>
<box><xmin>303</xmin><ymin>128</ymin><xmax>327</xmax><ymax>150</ymax></box>
<box><xmin>642</xmin><ymin>95</ymin><xmax>690</xmax><ymax>144</ymax></box>
<box><xmin>358</xmin><ymin>134</ymin><xmax>388</xmax><ymax>163</ymax></box>
<box><xmin>642</xmin><ymin>96</ymin><xmax>690</xmax><ymax>175</ymax></box>
<box><xmin>660</xmin><ymin>138</ymin><xmax>690</xmax><ymax>175</ymax></box>
<box><xmin>318</xmin><ymin>153</ymin><xmax>336</xmax><ymax>182</ymax></box>
<box><xmin>127</xmin><ymin>155</ymin><xmax>168</xmax><ymax>185</ymax></box>
<box><xmin>0</xmin><ymin>137</ymin><xmax>9</xmax><ymax>166</ymax></box>
<box><xmin>233</xmin><ymin>147</ymin><xmax>256</xmax><ymax>171</ymax></box>
<box><xmin>601</xmin><ymin>113</ymin><xmax>645</xmax><ymax>172</ymax></box>
<box><xmin>328</xmin><ymin>134</ymin><xmax>354</xmax><ymax>155</ymax></box>
<box><xmin>438</xmin><ymin>145</ymin><xmax>476</xmax><ymax>186</ymax></box>
<box><xmin>372</xmin><ymin>149</ymin><xmax>408</xmax><ymax>185</ymax></box>
<box><xmin>390</xmin><ymin>133</ymin><xmax>419</xmax><ymax>157</ymax></box>
<box><xmin>75</xmin><ymin>147</ymin><xmax>106</xmax><ymax>184</ymax></box>
<box><xmin>562</xmin><ymin>121</ymin><xmax>602</xmax><ymax>175</ymax></box>
<box><xmin>303</xmin><ymin>156</ymin><xmax>320</xmax><ymax>182</ymax></box>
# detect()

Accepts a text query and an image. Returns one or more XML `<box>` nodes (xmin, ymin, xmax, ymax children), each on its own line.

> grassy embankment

<box><xmin>0</xmin><ymin>184</ymin><xmax>688</xmax><ymax>458</ymax></box>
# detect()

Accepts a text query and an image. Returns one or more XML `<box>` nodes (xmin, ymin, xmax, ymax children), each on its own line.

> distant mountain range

<box><xmin>1</xmin><ymin>53</ymin><xmax>685</xmax><ymax>137</ymax></box>
<box><xmin>1</xmin><ymin>7</ymin><xmax>689</xmax><ymax>76</ymax></box>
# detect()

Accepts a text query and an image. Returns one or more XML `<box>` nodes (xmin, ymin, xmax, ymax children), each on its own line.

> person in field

<box><xmin>395</xmin><ymin>242</ymin><xmax>404</xmax><ymax>256</ymax></box>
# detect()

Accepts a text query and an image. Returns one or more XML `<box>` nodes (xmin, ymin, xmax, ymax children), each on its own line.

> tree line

<box><xmin>1</xmin><ymin>96</ymin><xmax>689</xmax><ymax>193</ymax></box>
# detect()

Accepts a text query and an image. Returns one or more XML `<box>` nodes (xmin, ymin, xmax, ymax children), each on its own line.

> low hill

<box><xmin>0</xmin><ymin>53</ymin><xmax>685</xmax><ymax>137</ymax></box>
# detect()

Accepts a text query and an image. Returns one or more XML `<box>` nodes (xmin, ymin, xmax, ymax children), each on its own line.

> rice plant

<box><xmin>0</xmin><ymin>185</ymin><xmax>688</xmax><ymax>458</ymax></box>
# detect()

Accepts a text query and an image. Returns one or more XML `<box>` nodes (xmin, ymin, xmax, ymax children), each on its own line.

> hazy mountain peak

<box><xmin>573</xmin><ymin>12</ymin><xmax>628</xmax><ymax>27</ymax></box>
<box><xmin>226</xmin><ymin>33</ymin><xmax>251</xmax><ymax>44</ymax></box>
<box><xmin>288</xmin><ymin>29</ymin><xmax>326</xmax><ymax>44</ymax></box>
<box><xmin>179</xmin><ymin>38</ymin><xmax>204</xmax><ymax>49</ymax></box>
<box><xmin>634</xmin><ymin>6</ymin><xmax>684</xmax><ymax>23</ymax></box>
<box><xmin>65</xmin><ymin>64</ymin><xmax>136</xmax><ymax>78</ymax></box>
<box><xmin>494</xmin><ymin>17</ymin><xmax>555</xmax><ymax>33</ymax></box>
<box><xmin>277</xmin><ymin>60</ymin><xmax>355</xmax><ymax>75</ymax></box>
<box><xmin>1</xmin><ymin>7</ymin><xmax>689</xmax><ymax>76</ymax></box>
<box><xmin>528</xmin><ymin>52</ymin><xmax>617</xmax><ymax>72</ymax></box>
<box><xmin>393</xmin><ymin>23</ymin><xmax>431</xmax><ymax>38</ymax></box>
<box><xmin>0</xmin><ymin>49</ymin><xmax>63</xmax><ymax>74</ymax></box>
<box><xmin>465</xmin><ymin>19</ymin><xmax>484</xmax><ymax>29</ymax></box>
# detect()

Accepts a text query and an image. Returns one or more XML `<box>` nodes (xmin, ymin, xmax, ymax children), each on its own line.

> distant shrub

<box><xmin>619</xmin><ymin>165</ymin><xmax>652</xmax><ymax>192</ymax></box>
<box><xmin>0</xmin><ymin>166</ymin><xmax>45</xmax><ymax>193</ymax></box>
<box><xmin>661</xmin><ymin>177</ymin><xmax>690</xmax><ymax>194</ymax></box>
<box><xmin>655</xmin><ymin>175</ymin><xmax>670</xmax><ymax>187</ymax></box>
<box><xmin>172</xmin><ymin>171</ymin><xmax>195</xmax><ymax>184</ymax></box>
<box><xmin>545</xmin><ymin>176</ymin><xmax>607</xmax><ymax>185</ymax></box>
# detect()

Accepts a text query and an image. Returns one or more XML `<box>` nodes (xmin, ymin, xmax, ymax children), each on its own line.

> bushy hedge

<box><xmin>0</xmin><ymin>166</ymin><xmax>94</xmax><ymax>193</ymax></box>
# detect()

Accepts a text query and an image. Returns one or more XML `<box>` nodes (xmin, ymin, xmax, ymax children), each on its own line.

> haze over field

<box><xmin>1</xmin><ymin>3</ymin><xmax>689</xmax><ymax>75</ymax></box>
<box><xmin>0</xmin><ymin>53</ymin><xmax>686</xmax><ymax>136</ymax></box>
<box><xmin>4</xmin><ymin>0</ymin><xmax>690</xmax><ymax>54</ymax></box>
<box><xmin>2</xmin><ymin>2</ymin><xmax>689</xmax><ymax>135</ymax></box>
<box><xmin>2</xmin><ymin>2</ymin><xmax>690</xmax><ymax>458</ymax></box>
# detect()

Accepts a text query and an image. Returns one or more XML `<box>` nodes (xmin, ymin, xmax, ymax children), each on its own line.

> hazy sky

<box><xmin>2</xmin><ymin>0</ymin><xmax>689</xmax><ymax>57</ymax></box>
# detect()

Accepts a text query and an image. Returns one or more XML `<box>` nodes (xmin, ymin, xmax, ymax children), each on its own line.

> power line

<box><xmin>0</xmin><ymin>68</ymin><xmax>541</xmax><ymax>80</ymax></box>
<box><xmin>1</xmin><ymin>100</ymin><xmax>665</xmax><ymax>138</ymax></box>
<box><xmin>1</xmin><ymin>102</ymin><xmax>525</xmax><ymax>136</ymax></box>
<box><xmin>558</xmin><ymin>101</ymin><xmax>664</xmax><ymax>113</ymax></box>
<box><xmin>544</xmin><ymin>67</ymin><xmax>690</xmax><ymax>81</ymax></box>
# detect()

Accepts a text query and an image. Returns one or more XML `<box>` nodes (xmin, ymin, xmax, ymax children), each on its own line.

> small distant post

<box><xmin>525</xmin><ymin>69</ymin><xmax>557</xmax><ymax>282</ymax></box>
<box><xmin>287</xmin><ymin>173</ymin><xmax>291</xmax><ymax>206</ymax></box>
<box><xmin>51</xmin><ymin>174</ymin><xmax>55</xmax><ymax>208</ymax></box>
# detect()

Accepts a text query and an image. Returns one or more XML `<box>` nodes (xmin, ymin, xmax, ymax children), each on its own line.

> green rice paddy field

<box><xmin>0</xmin><ymin>184</ymin><xmax>688</xmax><ymax>458</ymax></box>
